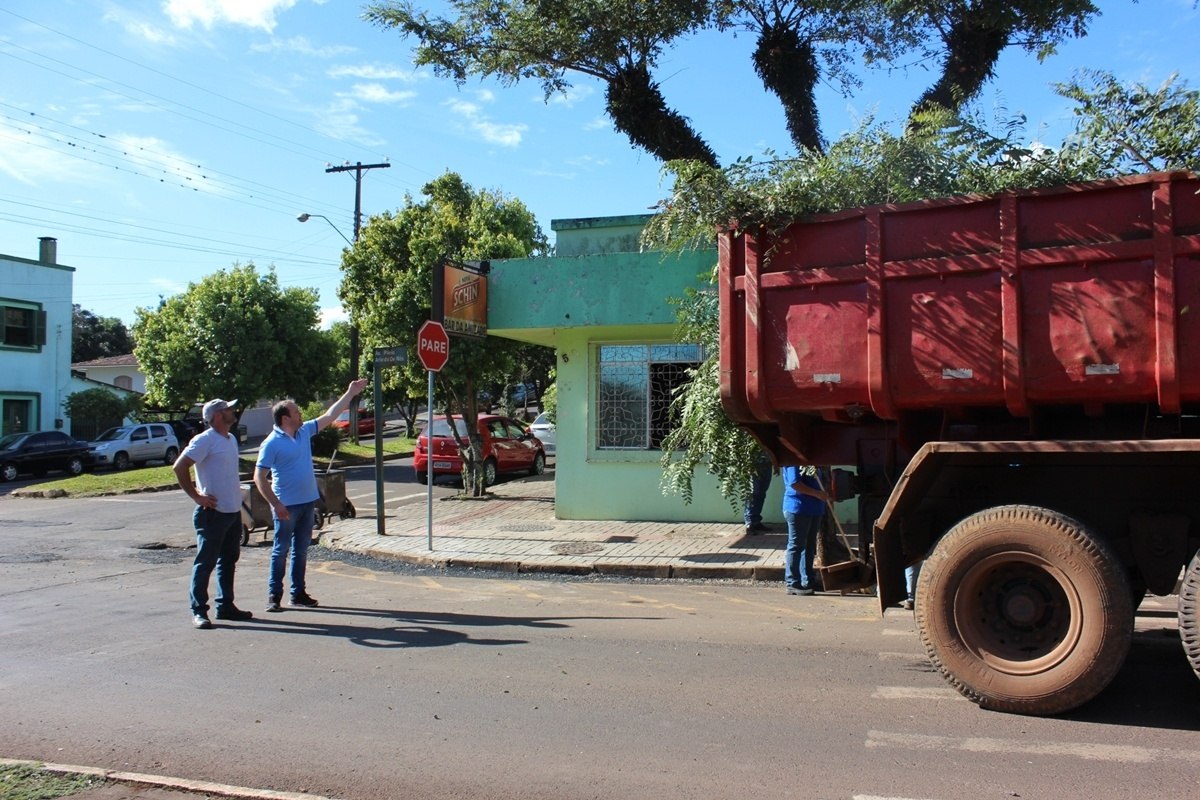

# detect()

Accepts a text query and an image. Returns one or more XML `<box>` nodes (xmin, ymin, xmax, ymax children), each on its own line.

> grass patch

<box><xmin>14</xmin><ymin>458</ymin><xmax>260</xmax><ymax>499</ymax></box>
<box><xmin>0</xmin><ymin>763</ymin><xmax>104</xmax><ymax>800</ymax></box>
<box><xmin>319</xmin><ymin>437</ymin><xmax>417</xmax><ymax>467</ymax></box>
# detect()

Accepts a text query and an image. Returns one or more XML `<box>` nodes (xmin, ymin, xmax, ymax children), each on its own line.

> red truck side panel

<box><xmin>720</xmin><ymin>172</ymin><xmax>1200</xmax><ymax>456</ymax></box>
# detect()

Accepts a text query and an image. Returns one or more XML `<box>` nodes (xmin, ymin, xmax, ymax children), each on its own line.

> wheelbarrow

<box><xmin>314</xmin><ymin>469</ymin><xmax>356</xmax><ymax>530</ymax></box>
<box><xmin>240</xmin><ymin>481</ymin><xmax>274</xmax><ymax>546</ymax></box>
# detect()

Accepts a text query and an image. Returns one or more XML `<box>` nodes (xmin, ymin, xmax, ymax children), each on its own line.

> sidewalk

<box><xmin>322</xmin><ymin>472</ymin><xmax>787</xmax><ymax>581</ymax></box>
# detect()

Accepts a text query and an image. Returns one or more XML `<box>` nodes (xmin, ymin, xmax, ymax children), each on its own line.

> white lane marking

<box><xmin>865</xmin><ymin>730</ymin><xmax>1200</xmax><ymax>764</ymax></box>
<box><xmin>347</xmin><ymin>491</ymin><xmax>432</xmax><ymax>504</ymax></box>
<box><xmin>854</xmin><ymin>795</ymin><xmax>940</xmax><ymax>800</ymax></box>
<box><xmin>872</xmin><ymin>686</ymin><xmax>962</xmax><ymax>701</ymax></box>
<box><xmin>882</xmin><ymin>628</ymin><xmax>916</xmax><ymax>636</ymax></box>
<box><xmin>878</xmin><ymin>651</ymin><xmax>923</xmax><ymax>660</ymax></box>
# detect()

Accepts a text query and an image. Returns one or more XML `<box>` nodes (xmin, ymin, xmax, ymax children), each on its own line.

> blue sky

<box><xmin>2</xmin><ymin>0</ymin><xmax>1197</xmax><ymax>329</ymax></box>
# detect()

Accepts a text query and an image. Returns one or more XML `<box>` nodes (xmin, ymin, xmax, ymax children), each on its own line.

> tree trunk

<box><xmin>606</xmin><ymin>63</ymin><xmax>719</xmax><ymax>166</ymax></box>
<box><xmin>752</xmin><ymin>23</ymin><xmax>823</xmax><ymax>153</ymax></box>
<box><xmin>910</xmin><ymin>13</ymin><xmax>1010</xmax><ymax>122</ymax></box>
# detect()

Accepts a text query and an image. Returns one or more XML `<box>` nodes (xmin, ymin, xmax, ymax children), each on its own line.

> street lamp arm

<box><xmin>297</xmin><ymin>212</ymin><xmax>354</xmax><ymax>246</ymax></box>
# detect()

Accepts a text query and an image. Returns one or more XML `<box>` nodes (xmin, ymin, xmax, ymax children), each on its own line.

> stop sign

<box><xmin>416</xmin><ymin>320</ymin><xmax>450</xmax><ymax>372</ymax></box>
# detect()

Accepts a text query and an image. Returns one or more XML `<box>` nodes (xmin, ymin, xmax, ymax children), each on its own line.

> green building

<box><xmin>487</xmin><ymin>214</ymin><xmax>783</xmax><ymax>523</ymax></box>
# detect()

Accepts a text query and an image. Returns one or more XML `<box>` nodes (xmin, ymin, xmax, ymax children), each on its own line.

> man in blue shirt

<box><xmin>254</xmin><ymin>378</ymin><xmax>368</xmax><ymax>612</ymax></box>
<box><xmin>780</xmin><ymin>464</ymin><xmax>830</xmax><ymax>595</ymax></box>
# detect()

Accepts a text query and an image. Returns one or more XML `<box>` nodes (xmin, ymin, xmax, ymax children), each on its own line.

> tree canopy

<box><xmin>132</xmin><ymin>264</ymin><xmax>339</xmax><ymax>412</ymax></box>
<box><xmin>337</xmin><ymin>172</ymin><xmax>548</xmax><ymax>493</ymax></box>
<box><xmin>365</xmin><ymin>0</ymin><xmax>1098</xmax><ymax>159</ymax></box>
<box><xmin>71</xmin><ymin>305</ymin><xmax>132</xmax><ymax>363</ymax></box>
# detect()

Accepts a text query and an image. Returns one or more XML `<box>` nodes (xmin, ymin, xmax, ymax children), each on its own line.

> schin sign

<box><xmin>434</xmin><ymin>259</ymin><xmax>489</xmax><ymax>337</ymax></box>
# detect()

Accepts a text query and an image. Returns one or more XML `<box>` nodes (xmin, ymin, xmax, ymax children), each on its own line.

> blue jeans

<box><xmin>743</xmin><ymin>460</ymin><xmax>773</xmax><ymax>526</ymax></box>
<box><xmin>783</xmin><ymin>512</ymin><xmax>821</xmax><ymax>589</ymax></box>
<box><xmin>190</xmin><ymin>508</ymin><xmax>242</xmax><ymax>614</ymax></box>
<box><xmin>268</xmin><ymin>501</ymin><xmax>315</xmax><ymax>599</ymax></box>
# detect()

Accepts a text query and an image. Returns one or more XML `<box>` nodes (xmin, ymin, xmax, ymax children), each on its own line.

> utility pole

<box><xmin>326</xmin><ymin>161</ymin><xmax>389</xmax><ymax>443</ymax></box>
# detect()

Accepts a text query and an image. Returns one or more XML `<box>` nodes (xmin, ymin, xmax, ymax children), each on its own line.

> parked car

<box><xmin>509</xmin><ymin>382</ymin><xmax>539</xmax><ymax>406</ymax></box>
<box><xmin>0</xmin><ymin>430</ymin><xmax>92</xmax><ymax>482</ymax></box>
<box><xmin>414</xmin><ymin>414</ymin><xmax>546</xmax><ymax>486</ymax></box>
<box><xmin>332</xmin><ymin>407</ymin><xmax>376</xmax><ymax>437</ymax></box>
<box><xmin>529</xmin><ymin>412</ymin><xmax>556</xmax><ymax>454</ymax></box>
<box><xmin>89</xmin><ymin>423</ymin><xmax>179</xmax><ymax>470</ymax></box>
<box><xmin>165</xmin><ymin>418</ymin><xmax>205</xmax><ymax>447</ymax></box>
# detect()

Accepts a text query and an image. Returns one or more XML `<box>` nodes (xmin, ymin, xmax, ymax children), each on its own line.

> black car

<box><xmin>0</xmin><ymin>430</ymin><xmax>92</xmax><ymax>482</ymax></box>
<box><xmin>166</xmin><ymin>418</ymin><xmax>205</xmax><ymax>447</ymax></box>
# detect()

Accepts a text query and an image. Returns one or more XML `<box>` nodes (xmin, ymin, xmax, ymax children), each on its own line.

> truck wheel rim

<box><xmin>954</xmin><ymin>551</ymin><xmax>1082</xmax><ymax>675</ymax></box>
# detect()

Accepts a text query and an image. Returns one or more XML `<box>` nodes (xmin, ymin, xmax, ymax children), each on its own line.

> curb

<box><xmin>328</xmin><ymin>541</ymin><xmax>783</xmax><ymax>582</ymax></box>
<box><xmin>0</xmin><ymin>758</ymin><xmax>343</xmax><ymax>800</ymax></box>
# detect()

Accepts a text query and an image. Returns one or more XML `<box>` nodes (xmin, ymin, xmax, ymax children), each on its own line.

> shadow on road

<box><xmin>216</xmin><ymin>605</ymin><xmax>663</xmax><ymax>650</ymax></box>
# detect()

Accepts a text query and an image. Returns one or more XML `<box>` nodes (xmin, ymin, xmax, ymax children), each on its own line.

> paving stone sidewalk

<box><xmin>323</xmin><ymin>473</ymin><xmax>787</xmax><ymax>581</ymax></box>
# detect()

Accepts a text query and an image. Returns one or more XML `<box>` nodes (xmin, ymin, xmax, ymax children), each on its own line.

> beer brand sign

<box><xmin>441</xmin><ymin>261</ymin><xmax>488</xmax><ymax>337</ymax></box>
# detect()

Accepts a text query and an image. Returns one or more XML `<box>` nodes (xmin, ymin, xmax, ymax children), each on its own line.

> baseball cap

<box><xmin>202</xmin><ymin>398</ymin><xmax>238</xmax><ymax>423</ymax></box>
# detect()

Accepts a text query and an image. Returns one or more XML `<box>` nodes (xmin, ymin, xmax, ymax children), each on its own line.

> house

<box><xmin>487</xmin><ymin>215</ymin><xmax>783</xmax><ymax>523</ymax></box>
<box><xmin>0</xmin><ymin>238</ymin><xmax>74</xmax><ymax>436</ymax></box>
<box><xmin>71</xmin><ymin>353</ymin><xmax>145</xmax><ymax>393</ymax></box>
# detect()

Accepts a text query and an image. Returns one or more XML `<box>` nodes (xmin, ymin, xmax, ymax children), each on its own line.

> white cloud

<box><xmin>583</xmin><ymin>116</ymin><xmax>611</xmax><ymax>131</ymax></box>
<box><xmin>319</xmin><ymin>305</ymin><xmax>347</xmax><ymax>329</ymax></box>
<box><xmin>546</xmin><ymin>85</ymin><xmax>595</xmax><ymax>107</ymax></box>
<box><xmin>250</xmin><ymin>36</ymin><xmax>357</xmax><ymax>58</ymax></box>
<box><xmin>349</xmin><ymin>84</ymin><xmax>416</xmax><ymax>104</ymax></box>
<box><xmin>328</xmin><ymin>64</ymin><xmax>420</xmax><ymax>82</ymax></box>
<box><xmin>475</xmin><ymin>89</ymin><xmax>496</xmax><ymax>103</ymax></box>
<box><xmin>444</xmin><ymin>98</ymin><xmax>527</xmax><ymax>147</ymax></box>
<box><xmin>0</xmin><ymin>119</ymin><xmax>104</xmax><ymax>186</ymax></box>
<box><xmin>163</xmin><ymin>0</ymin><xmax>297</xmax><ymax>33</ymax></box>
<box><xmin>110</xmin><ymin>135</ymin><xmax>229</xmax><ymax>196</ymax></box>
<box><xmin>312</xmin><ymin>98</ymin><xmax>385</xmax><ymax>147</ymax></box>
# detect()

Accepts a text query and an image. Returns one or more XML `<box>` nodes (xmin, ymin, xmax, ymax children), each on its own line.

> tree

<box><xmin>71</xmin><ymin>305</ymin><xmax>132</xmax><ymax>362</ymax></box>
<box><xmin>365</xmin><ymin>0</ymin><xmax>719</xmax><ymax>165</ymax></box>
<box><xmin>62</xmin><ymin>387</ymin><xmax>139</xmax><ymax>441</ymax></box>
<box><xmin>896</xmin><ymin>0</ymin><xmax>1098</xmax><ymax>121</ymax></box>
<box><xmin>366</xmin><ymin>0</ymin><xmax>1096</xmax><ymax>161</ymax></box>
<box><xmin>132</xmin><ymin>264</ymin><xmax>339</xmax><ymax>413</ymax></box>
<box><xmin>338</xmin><ymin>172</ymin><xmax>548</xmax><ymax>495</ymax></box>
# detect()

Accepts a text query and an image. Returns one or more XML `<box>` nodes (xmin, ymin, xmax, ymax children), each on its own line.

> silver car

<box><xmin>90</xmin><ymin>423</ymin><xmax>179</xmax><ymax>470</ymax></box>
<box><xmin>529</xmin><ymin>412</ymin><xmax>556</xmax><ymax>454</ymax></box>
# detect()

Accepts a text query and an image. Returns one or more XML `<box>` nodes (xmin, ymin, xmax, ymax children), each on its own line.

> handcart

<box><xmin>239</xmin><ymin>481</ymin><xmax>274</xmax><ymax>546</ymax></box>
<box><xmin>314</xmin><ymin>469</ymin><xmax>356</xmax><ymax>530</ymax></box>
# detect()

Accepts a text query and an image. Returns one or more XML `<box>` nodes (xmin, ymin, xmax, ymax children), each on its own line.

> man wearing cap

<box><xmin>254</xmin><ymin>378</ymin><xmax>369</xmax><ymax>612</ymax></box>
<box><xmin>174</xmin><ymin>398</ymin><xmax>252</xmax><ymax>629</ymax></box>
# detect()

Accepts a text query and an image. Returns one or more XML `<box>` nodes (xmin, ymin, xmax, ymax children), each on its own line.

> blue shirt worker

<box><xmin>174</xmin><ymin>398</ymin><xmax>250</xmax><ymax>629</ymax></box>
<box><xmin>781</xmin><ymin>464</ymin><xmax>829</xmax><ymax>596</ymax></box>
<box><xmin>254</xmin><ymin>379</ymin><xmax>368</xmax><ymax>613</ymax></box>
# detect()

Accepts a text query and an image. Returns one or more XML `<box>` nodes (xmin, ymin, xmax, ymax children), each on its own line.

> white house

<box><xmin>0</xmin><ymin>238</ymin><xmax>74</xmax><ymax>436</ymax></box>
<box><xmin>71</xmin><ymin>353</ymin><xmax>146</xmax><ymax>393</ymax></box>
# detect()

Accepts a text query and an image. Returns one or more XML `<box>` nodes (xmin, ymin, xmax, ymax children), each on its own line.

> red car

<box><xmin>332</xmin><ymin>408</ymin><xmax>375</xmax><ymax>436</ymax></box>
<box><xmin>414</xmin><ymin>414</ymin><xmax>546</xmax><ymax>486</ymax></box>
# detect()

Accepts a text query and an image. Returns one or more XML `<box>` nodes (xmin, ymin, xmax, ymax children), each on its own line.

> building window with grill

<box><xmin>596</xmin><ymin>344</ymin><xmax>702</xmax><ymax>450</ymax></box>
<box><xmin>0</xmin><ymin>301</ymin><xmax>46</xmax><ymax>350</ymax></box>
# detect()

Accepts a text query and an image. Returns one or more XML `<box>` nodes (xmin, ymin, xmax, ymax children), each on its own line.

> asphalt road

<box><xmin>1</xmin><ymin>492</ymin><xmax>1199</xmax><ymax>800</ymax></box>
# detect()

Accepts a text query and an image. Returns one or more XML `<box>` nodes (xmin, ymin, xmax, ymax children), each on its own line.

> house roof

<box><xmin>72</xmin><ymin>353</ymin><xmax>139</xmax><ymax>368</ymax></box>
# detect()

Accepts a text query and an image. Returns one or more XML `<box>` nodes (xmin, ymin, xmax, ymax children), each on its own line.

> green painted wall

<box><xmin>485</xmin><ymin>218</ymin><xmax>787</xmax><ymax>523</ymax></box>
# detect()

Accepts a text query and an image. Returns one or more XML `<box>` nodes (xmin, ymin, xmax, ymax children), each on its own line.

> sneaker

<box><xmin>744</xmin><ymin>522</ymin><xmax>767</xmax><ymax>535</ymax></box>
<box><xmin>289</xmin><ymin>592</ymin><xmax>319</xmax><ymax>608</ymax></box>
<box><xmin>215</xmin><ymin>606</ymin><xmax>254</xmax><ymax>621</ymax></box>
<box><xmin>787</xmin><ymin>586</ymin><xmax>815</xmax><ymax>596</ymax></box>
<box><xmin>192</xmin><ymin>613</ymin><xmax>212</xmax><ymax>629</ymax></box>
<box><xmin>902</xmin><ymin>598</ymin><xmax>914</xmax><ymax>611</ymax></box>
<box><xmin>265</xmin><ymin>596</ymin><xmax>282</xmax><ymax>613</ymax></box>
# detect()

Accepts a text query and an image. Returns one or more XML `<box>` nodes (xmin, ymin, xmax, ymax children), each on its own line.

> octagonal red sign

<box><xmin>416</xmin><ymin>320</ymin><xmax>450</xmax><ymax>372</ymax></box>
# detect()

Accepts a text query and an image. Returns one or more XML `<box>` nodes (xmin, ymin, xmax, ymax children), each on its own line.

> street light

<box><xmin>297</xmin><ymin>213</ymin><xmax>353</xmax><ymax>246</ymax></box>
<box><xmin>298</xmin><ymin>211</ymin><xmax>361</xmax><ymax>442</ymax></box>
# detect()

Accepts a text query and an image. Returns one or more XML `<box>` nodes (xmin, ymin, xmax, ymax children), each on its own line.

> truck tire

<box><xmin>1180</xmin><ymin>551</ymin><xmax>1200</xmax><ymax>682</ymax></box>
<box><xmin>915</xmin><ymin>504</ymin><xmax>1133</xmax><ymax>716</ymax></box>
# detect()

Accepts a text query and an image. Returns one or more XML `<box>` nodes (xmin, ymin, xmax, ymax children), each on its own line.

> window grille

<box><xmin>596</xmin><ymin>344</ymin><xmax>702</xmax><ymax>450</ymax></box>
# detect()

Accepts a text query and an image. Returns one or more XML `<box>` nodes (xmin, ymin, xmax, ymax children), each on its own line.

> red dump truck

<box><xmin>719</xmin><ymin>171</ymin><xmax>1200</xmax><ymax>715</ymax></box>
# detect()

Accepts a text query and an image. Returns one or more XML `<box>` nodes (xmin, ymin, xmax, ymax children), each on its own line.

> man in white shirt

<box><xmin>174</xmin><ymin>398</ymin><xmax>252</xmax><ymax>629</ymax></box>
